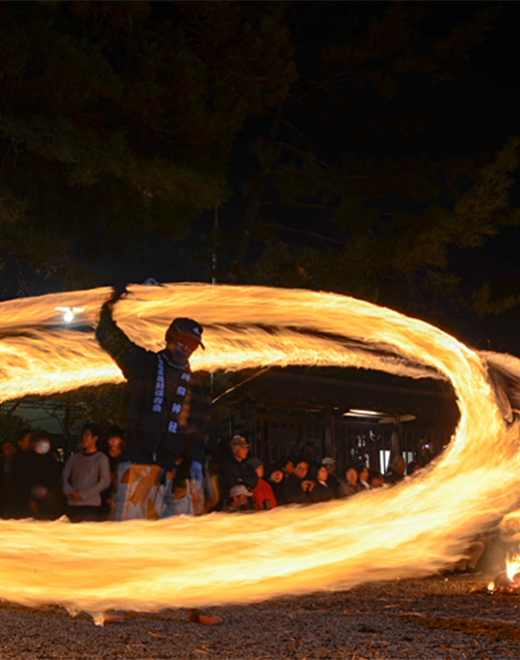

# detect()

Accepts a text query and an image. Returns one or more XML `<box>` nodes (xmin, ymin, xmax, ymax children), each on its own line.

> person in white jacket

<box><xmin>62</xmin><ymin>423</ymin><xmax>110</xmax><ymax>522</ymax></box>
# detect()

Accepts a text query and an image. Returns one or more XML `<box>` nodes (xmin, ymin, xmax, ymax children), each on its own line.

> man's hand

<box><xmin>108</xmin><ymin>282</ymin><xmax>129</xmax><ymax>305</ymax></box>
<box><xmin>71</xmin><ymin>491</ymin><xmax>84</xmax><ymax>502</ymax></box>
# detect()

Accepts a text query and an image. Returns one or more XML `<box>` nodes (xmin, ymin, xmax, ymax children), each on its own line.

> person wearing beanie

<box><xmin>267</xmin><ymin>463</ymin><xmax>286</xmax><ymax>505</ymax></box>
<box><xmin>248</xmin><ymin>457</ymin><xmax>277</xmax><ymax>511</ymax></box>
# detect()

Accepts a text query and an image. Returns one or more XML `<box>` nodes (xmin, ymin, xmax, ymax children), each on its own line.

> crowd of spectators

<box><xmin>217</xmin><ymin>434</ymin><xmax>413</xmax><ymax>513</ymax></box>
<box><xmin>0</xmin><ymin>425</ymin><xmax>425</xmax><ymax>521</ymax></box>
<box><xmin>0</xmin><ymin>425</ymin><xmax>122</xmax><ymax>522</ymax></box>
<box><xmin>0</xmin><ymin>305</ymin><xmax>441</xmax><ymax>626</ymax></box>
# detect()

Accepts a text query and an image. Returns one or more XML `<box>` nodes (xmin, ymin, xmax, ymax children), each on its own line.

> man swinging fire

<box><xmin>96</xmin><ymin>286</ymin><xmax>221</xmax><ymax>625</ymax></box>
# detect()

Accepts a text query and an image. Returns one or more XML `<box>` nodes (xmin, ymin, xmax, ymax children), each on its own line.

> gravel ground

<box><xmin>1</xmin><ymin>573</ymin><xmax>520</xmax><ymax>659</ymax></box>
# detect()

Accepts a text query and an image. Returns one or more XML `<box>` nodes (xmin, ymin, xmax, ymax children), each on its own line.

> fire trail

<box><xmin>0</xmin><ymin>283</ymin><xmax>519</xmax><ymax>620</ymax></box>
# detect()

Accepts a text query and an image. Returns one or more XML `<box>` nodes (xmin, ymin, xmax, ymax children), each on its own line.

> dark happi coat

<box><xmin>96</xmin><ymin>302</ymin><xmax>212</xmax><ymax>470</ymax></box>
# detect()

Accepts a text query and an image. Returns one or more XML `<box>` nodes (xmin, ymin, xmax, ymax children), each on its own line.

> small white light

<box><xmin>55</xmin><ymin>306</ymin><xmax>84</xmax><ymax>324</ymax></box>
<box><xmin>345</xmin><ymin>409</ymin><xmax>384</xmax><ymax>417</ymax></box>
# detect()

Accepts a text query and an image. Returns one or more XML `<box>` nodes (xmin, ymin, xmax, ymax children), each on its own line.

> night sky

<box><xmin>154</xmin><ymin>2</ymin><xmax>520</xmax><ymax>354</ymax></box>
<box><xmin>2</xmin><ymin>1</ymin><xmax>520</xmax><ymax>354</ymax></box>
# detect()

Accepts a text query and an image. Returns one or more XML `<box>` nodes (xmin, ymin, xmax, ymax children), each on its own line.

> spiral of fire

<box><xmin>0</xmin><ymin>283</ymin><xmax>519</xmax><ymax>619</ymax></box>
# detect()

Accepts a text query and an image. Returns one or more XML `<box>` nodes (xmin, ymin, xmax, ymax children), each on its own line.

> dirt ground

<box><xmin>1</xmin><ymin>572</ymin><xmax>520</xmax><ymax>659</ymax></box>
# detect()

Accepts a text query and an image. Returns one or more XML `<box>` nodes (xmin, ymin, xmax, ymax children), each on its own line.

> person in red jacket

<box><xmin>248</xmin><ymin>457</ymin><xmax>277</xmax><ymax>510</ymax></box>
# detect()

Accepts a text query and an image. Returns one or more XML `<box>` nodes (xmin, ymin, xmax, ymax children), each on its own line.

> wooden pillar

<box><xmin>325</xmin><ymin>408</ymin><xmax>336</xmax><ymax>459</ymax></box>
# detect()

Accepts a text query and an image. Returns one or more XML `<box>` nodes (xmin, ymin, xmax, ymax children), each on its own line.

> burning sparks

<box><xmin>0</xmin><ymin>283</ymin><xmax>520</xmax><ymax>619</ymax></box>
<box><xmin>487</xmin><ymin>553</ymin><xmax>520</xmax><ymax>594</ymax></box>
<box><xmin>506</xmin><ymin>554</ymin><xmax>520</xmax><ymax>583</ymax></box>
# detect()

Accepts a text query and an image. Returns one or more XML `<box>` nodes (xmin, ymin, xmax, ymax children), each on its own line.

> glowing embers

<box><xmin>487</xmin><ymin>553</ymin><xmax>520</xmax><ymax>594</ymax></box>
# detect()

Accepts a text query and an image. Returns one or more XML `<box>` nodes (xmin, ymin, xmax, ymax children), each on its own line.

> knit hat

<box><xmin>247</xmin><ymin>457</ymin><xmax>263</xmax><ymax>470</ymax></box>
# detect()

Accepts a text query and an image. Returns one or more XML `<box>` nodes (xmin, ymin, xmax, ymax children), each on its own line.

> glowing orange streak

<box><xmin>0</xmin><ymin>284</ymin><xmax>444</xmax><ymax>402</ymax></box>
<box><xmin>0</xmin><ymin>283</ymin><xmax>518</xmax><ymax>620</ymax></box>
<box><xmin>506</xmin><ymin>555</ymin><xmax>520</xmax><ymax>581</ymax></box>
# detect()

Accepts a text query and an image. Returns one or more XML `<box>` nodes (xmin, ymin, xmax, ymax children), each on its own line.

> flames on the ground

<box><xmin>487</xmin><ymin>554</ymin><xmax>520</xmax><ymax>593</ymax></box>
<box><xmin>1</xmin><ymin>283</ymin><xmax>520</xmax><ymax>620</ymax></box>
